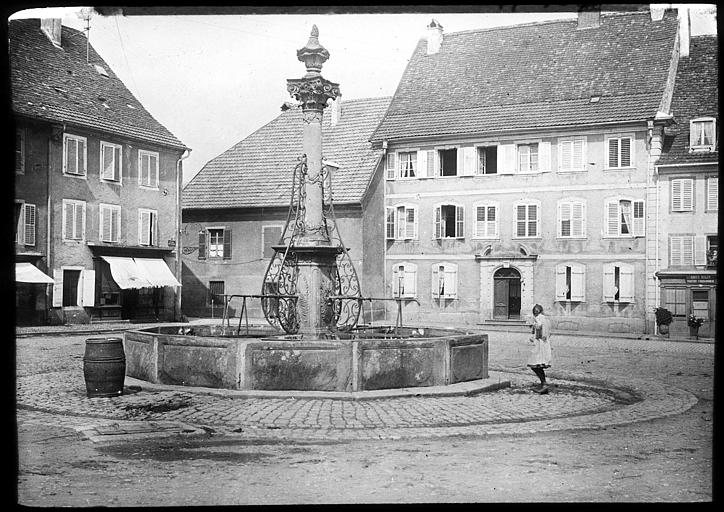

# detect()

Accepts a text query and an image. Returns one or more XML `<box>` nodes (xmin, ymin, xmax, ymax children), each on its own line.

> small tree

<box><xmin>654</xmin><ymin>307</ymin><xmax>673</xmax><ymax>326</ymax></box>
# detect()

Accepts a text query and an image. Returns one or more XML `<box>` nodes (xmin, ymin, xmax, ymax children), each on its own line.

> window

<box><xmin>474</xmin><ymin>204</ymin><xmax>498</xmax><ymax>239</ymax></box>
<box><xmin>63</xmin><ymin>134</ymin><xmax>87</xmax><ymax>176</ymax></box>
<box><xmin>671</xmin><ymin>178</ymin><xmax>694</xmax><ymax>212</ymax></box>
<box><xmin>707</xmin><ymin>236</ymin><xmax>718</xmax><ymax>268</ymax></box>
<box><xmin>385</xmin><ymin>152</ymin><xmax>396</xmax><ymax>180</ymax></box>
<box><xmin>208</xmin><ymin>229</ymin><xmax>224</xmax><ymax>258</ymax></box>
<box><xmin>477</xmin><ymin>146</ymin><xmax>498</xmax><ymax>175</ymax></box>
<box><xmin>555</xmin><ymin>263</ymin><xmax>585</xmax><ymax>301</ymax></box>
<box><xmin>386</xmin><ymin>205</ymin><xmax>418</xmax><ymax>240</ymax></box>
<box><xmin>663</xmin><ymin>288</ymin><xmax>687</xmax><ymax>316</ymax></box>
<box><xmin>398</xmin><ymin>151</ymin><xmax>417</xmax><ymax>178</ymax></box>
<box><xmin>606</xmin><ymin>136</ymin><xmax>633</xmax><ymax>168</ymax></box>
<box><xmin>208</xmin><ymin>281</ymin><xmax>225</xmax><ymax>306</ymax></box>
<box><xmin>517</xmin><ymin>143</ymin><xmax>539</xmax><ymax>173</ymax></box>
<box><xmin>557</xmin><ymin>199</ymin><xmax>586</xmax><ymax>238</ymax></box>
<box><xmin>604</xmin><ymin>198</ymin><xmax>644</xmax><ymax>237</ymax></box>
<box><xmin>138</xmin><ymin>150</ymin><xmax>159</xmax><ymax>188</ymax></box>
<box><xmin>707</xmin><ymin>177</ymin><xmax>718</xmax><ymax>211</ymax></box>
<box><xmin>138</xmin><ymin>208</ymin><xmax>157</xmax><ymax>246</ymax></box>
<box><xmin>691</xmin><ymin>289</ymin><xmax>710</xmax><ymax>321</ymax></box>
<box><xmin>669</xmin><ymin>236</ymin><xmax>694</xmax><ymax>266</ymax></box>
<box><xmin>391</xmin><ymin>262</ymin><xmax>417</xmax><ymax>298</ymax></box>
<box><xmin>514</xmin><ymin>202</ymin><xmax>540</xmax><ymax>238</ymax></box>
<box><xmin>99</xmin><ymin>204</ymin><xmax>121</xmax><ymax>243</ymax></box>
<box><xmin>558</xmin><ymin>138</ymin><xmax>586</xmax><ymax>172</ymax></box>
<box><xmin>100</xmin><ymin>141</ymin><xmax>122</xmax><ymax>182</ymax></box>
<box><xmin>198</xmin><ymin>227</ymin><xmax>232</xmax><ymax>259</ymax></box>
<box><xmin>432</xmin><ymin>262</ymin><xmax>458</xmax><ymax>299</ymax></box>
<box><xmin>603</xmin><ymin>262</ymin><xmax>634</xmax><ymax>303</ymax></box>
<box><xmin>16</xmin><ymin>128</ymin><xmax>25</xmax><ymax>174</ymax></box>
<box><xmin>262</xmin><ymin>226</ymin><xmax>283</xmax><ymax>258</ymax></box>
<box><xmin>62</xmin><ymin>199</ymin><xmax>86</xmax><ymax>241</ymax></box>
<box><xmin>690</xmin><ymin>117</ymin><xmax>716</xmax><ymax>152</ymax></box>
<box><xmin>438</xmin><ymin>149</ymin><xmax>457</xmax><ymax>176</ymax></box>
<box><xmin>15</xmin><ymin>202</ymin><xmax>36</xmax><ymax>246</ymax></box>
<box><xmin>434</xmin><ymin>204</ymin><xmax>464</xmax><ymax>239</ymax></box>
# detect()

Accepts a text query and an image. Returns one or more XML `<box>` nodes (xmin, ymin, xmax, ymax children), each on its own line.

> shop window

<box><xmin>663</xmin><ymin>288</ymin><xmax>687</xmax><ymax>317</ymax></box>
<box><xmin>691</xmin><ymin>290</ymin><xmax>710</xmax><ymax>321</ymax></box>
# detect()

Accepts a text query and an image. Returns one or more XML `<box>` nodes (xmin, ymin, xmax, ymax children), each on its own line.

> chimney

<box><xmin>678</xmin><ymin>7</ymin><xmax>690</xmax><ymax>58</ymax></box>
<box><xmin>40</xmin><ymin>18</ymin><xmax>62</xmax><ymax>47</ymax></box>
<box><xmin>426</xmin><ymin>19</ymin><xmax>443</xmax><ymax>55</ymax></box>
<box><xmin>330</xmin><ymin>95</ymin><xmax>341</xmax><ymax>126</ymax></box>
<box><xmin>650</xmin><ymin>6</ymin><xmax>666</xmax><ymax>21</ymax></box>
<box><xmin>577</xmin><ymin>7</ymin><xmax>601</xmax><ymax>29</ymax></box>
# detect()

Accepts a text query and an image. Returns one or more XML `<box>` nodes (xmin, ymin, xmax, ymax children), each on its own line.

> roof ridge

<box><xmin>339</xmin><ymin>96</ymin><xmax>392</xmax><ymax>104</ymax></box>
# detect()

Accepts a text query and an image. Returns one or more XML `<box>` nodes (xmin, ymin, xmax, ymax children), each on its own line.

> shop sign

<box><xmin>685</xmin><ymin>274</ymin><xmax>716</xmax><ymax>284</ymax></box>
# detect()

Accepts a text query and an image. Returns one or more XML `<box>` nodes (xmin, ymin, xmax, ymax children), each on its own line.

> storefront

<box><xmin>657</xmin><ymin>269</ymin><xmax>717</xmax><ymax>338</ymax></box>
<box><xmin>15</xmin><ymin>261</ymin><xmax>54</xmax><ymax>326</ymax></box>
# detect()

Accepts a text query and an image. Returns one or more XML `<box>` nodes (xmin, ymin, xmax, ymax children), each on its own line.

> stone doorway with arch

<box><xmin>476</xmin><ymin>246</ymin><xmax>537</xmax><ymax>323</ymax></box>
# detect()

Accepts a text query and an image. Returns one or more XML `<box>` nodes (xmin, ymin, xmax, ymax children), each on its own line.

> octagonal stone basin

<box><xmin>124</xmin><ymin>325</ymin><xmax>488</xmax><ymax>392</ymax></box>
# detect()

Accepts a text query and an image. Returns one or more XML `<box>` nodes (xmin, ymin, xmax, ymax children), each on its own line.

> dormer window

<box><xmin>690</xmin><ymin>117</ymin><xmax>716</xmax><ymax>152</ymax></box>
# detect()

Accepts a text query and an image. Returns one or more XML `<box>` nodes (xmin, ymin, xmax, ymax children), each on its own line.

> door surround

<box><xmin>477</xmin><ymin>254</ymin><xmax>537</xmax><ymax>322</ymax></box>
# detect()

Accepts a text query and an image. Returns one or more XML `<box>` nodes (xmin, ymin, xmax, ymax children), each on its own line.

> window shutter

<box><xmin>386</xmin><ymin>153</ymin><xmax>396</xmax><ymax>180</ymax></box>
<box><xmin>24</xmin><ymin>203</ymin><xmax>36</xmax><ymax>246</ymax></box>
<box><xmin>456</xmin><ymin>205</ymin><xmax>464</xmax><ymax>238</ymax></box>
<box><xmin>427</xmin><ymin>150</ymin><xmax>436</xmax><ymax>177</ymax></box>
<box><xmin>101</xmin><ymin>206</ymin><xmax>110</xmax><ymax>241</ymax></box>
<box><xmin>571</xmin><ymin>264</ymin><xmax>585</xmax><ymax>301</ymax></box>
<box><xmin>392</xmin><ymin>266</ymin><xmax>400</xmax><ymax>297</ymax></box>
<box><xmin>75</xmin><ymin>203</ymin><xmax>85</xmax><ymax>240</ymax></box>
<box><xmin>405</xmin><ymin>208</ymin><xmax>417</xmax><ymax>239</ymax></box>
<box><xmin>572</xmin><ymin>201</ymin><xmax>584</xmax><ymax>237</ymax></box>
<box><xmin>475</xmin><ymin>206</ymin><xmax>485</xmax><ymax>238</ymax></box>
<box><xmin>457</xmin><ymin>148</ymin><xmax>466</xmax><ymax>175</ymax></box>
<box><xmin>403</xmin><ymin>267</ymin><xmax>417</xmax><ymax>297</ymax></box>
<box><xmin>559</xmin><ymin>141</ymin><xmax>572</xmax><ymax>172</ymax></box>
<box><xmin>82</xmin><ymin>269</ymin><xmax>95</xmax><ymax>306</ymax></box>
<box><xmin>573</xmin><ymin>138</ymin><xmax>585</xmax><ymax>171</ymax></box>
<box><xmin>620</xmin><ymin>137</ymin><xmax>631</xmax><ymax>167</ymax></box>
<box><xmin>694</xmin><ymin>235</ymin><xmax>707</xmax><ymax>266</ymax></box>
<box><xmin>682</xmin><ymin>236</ymin><xmax>694</xmax><ymax>265</ymax></box>
<box><xmin>434</xmin><ymin>206</ymin><xmax>442</xmax><ymax>239</ymax></box>
<box><xmin>669</xmin><ymin>237</ymin><xmax>682</xmax><ymax>266</ymax></box>
<box><xmin>516</xmin><ymin>204</ymin><xmax>526</xmax><ymax>237</ymax></box>
<box><xmin>223</xmin><ymin>228</ymin><xmax>232</xmax><ymax>260</ymax></box>
<box><xmin>498</xmin><ymin>144</ymin><xmax>516</xmax><ymax>174</ymax></box>
<box><xmin>555</xmin><ymin>265</ymin><xmax>567</xmax><ymax>300</ymax></box>
<box><xmin>52</xmin><ymin>269</ymin><xmax>63</xmax><ymax>307</ymax></box>
<box><xmin>62</xmin><ymin>202</ymin><xmax>71</xmax><ymax>239</ymax></box>
<box><xmin>682</xmin><ymin>179</ymin><xmax>694</xmax><ymax>211</ymax></box>
<box><xmin>198</xmin><ymin>230</ymin><xmax>207</xmax><ymax>259</ymax></box>
<box><xmin>671</xmin><ymin>180</ymin><xmax>682</xmax><ymax>210</ymax></box>
<box><xmin>602</xmin><ymin>263</ymin><xmax>615</xmax><ymax>301</ymax></box>
<box><xmin>529</xmin><ymin>204</ymin><xmax>539</xmax><ymax>237</ymax></box>
<box><xmin>396</xmin><ymin>206</ymin><xmax>406</xmax><ymax>239</ymax></box>
<box><xmin>417</xmin><ymin>150</ymin><xmax>427</xmax><ymax>178</ymax></box>
<box><xmin>79</xmin><ymin>139</ymin><xmax>86</xmax><ymax>174</ymax></box>
<box><xmin>606</xmin><ymin>200</ymin><xmax>619</xmax><ymax>236</ymax></box>
<box><xmin>385</xmin><ymin>207</ymin><xmax>395</xmax><ymax>239</ymax></box>
<box><xmin>607</xmin><ymin>138</ymin><xmax>619</xmax><ymax>168</ymax></box>
<box><xmin>633</xmin><ymin>201</ymin><xmax>645</xmax><ymax>236</ymax></box>
<box><xmin>707</xmin><ymin>177</ymin><xmax>718</xmax><ymax>210</ymax></box>
<box><xmin>558</xmin><ymin>202</ymin><xmax>569</xmax><ymax>237</ymax></box>
<box><xmin>112</xmin><ymin>207</ymin><xmax>120</xmax><ymax>241</ymax></box>
<box><xmin>618</xmin><ymin>265</ymin><xmax>634</xmax><ymax>302</ymax></box>
<box><xmin>462</xmin><ymin>147</ymin><xmax>476</xmax><ymax>175</ymax></box>
<box><xmin>431</xmin><ymin>266</ymin><xmax>440</xmax><ymax>298</ymax></box>
<box><xmin>538</xmin><ymin>141</ymin><xmax>551</xmax><ymax>172</ymax></box>
<box><xmin>102</xmin><ymin>146</ymin><xmax>113</xmax><ymax>180</ymax></box>
<box><xmin>489</xmin><ymin>206</ymin><xmax>498</xmax><ymax>238</ymax></box>
<box><xmin>444</xmin><ymin>266</ymin><xmax>457</xmax><ymax>298</ymax></box>
<box><xmin>139</xmin><ymin>211</ymin><xmax>150</xmax><ymax>245</ymax></box>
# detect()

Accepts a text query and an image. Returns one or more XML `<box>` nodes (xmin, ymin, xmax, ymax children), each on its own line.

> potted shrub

<box><xmin>687</xmin><ymin>313</ymin><xmax>704</xmax><ymax>339</ymax></box>
<box><xmin>654</xmin><ymin>307</ymin><xmax>673</xmax><ymax>336</ymax></box>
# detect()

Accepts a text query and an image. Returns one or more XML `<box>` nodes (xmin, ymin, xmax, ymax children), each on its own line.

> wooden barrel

<box><xmin>83</xmin><ymin>337</ymin><xmax>126</xmax><ymax>398</ymax></box>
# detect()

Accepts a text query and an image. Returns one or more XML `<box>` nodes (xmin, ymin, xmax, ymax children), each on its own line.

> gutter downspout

<box><xmin>175</xmin><ymin>148</ymin><xmax>191</xmax><ymax>321</ymax></box>
<box><xmin>654</xmin><ymin>163</ymin><xmax>661</xmax><ymax>335</ymax></box>
<box><xmin>46</xmin><ymin>136</ymin><xmax>53</xmax><ymax>324</ymax></box>
<box><xmin>381</xmin><ymin>140</ymin><xmax>388</xmax><ymax>326</ymax></box>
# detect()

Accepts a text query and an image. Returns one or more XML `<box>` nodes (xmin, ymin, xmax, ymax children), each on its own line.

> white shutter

<box><xmin>456</xmin><ymin>148</ymin><xmax>465</xmax><ymax>176</ymax></box>
<box><xmin>555</xmin><ymin>265</ymin><xmax>567</xmax><ymax>300</ymax></box>
<box><xmin>52</xmin><ymin>269</ymin><xmax>63</xmax><ymax>307</ymax></box>
<box><xmin>391</xmin><ymin>266</ymin><xmax>400</xmax><ymax>296</ymax></box>
<box><xmin>427</xmin><ymin>150</ymin><xmax>436</xmax><ymax>177</ymax></box>
<box><xmin>558</xmin><ymin>202</ymin><xmax>569</xmax><ymax>237</ymax></box>
<box><xmin>456</xmin><ymin>206</ymin><xmax>464</xmax><ymax>238</ymax></box>
<box><xmin>62</xmin><ymin>201</ymin><xmax>71</xmax><ymax>239</ymax></box>
<box><xmin>670</xmin><ymin>237</ymin><xmax>682</xmax><ymax>266</ymax></box>
<box><xmin>618</xmin><ymin>265</ymin><xmax>634</xmax><ymax>302</ymax></box>
<box><xmin>386</xmin><ymin>207</ymin><xmax>395</xmax><ymax>239</ymax></box>
<box><xmin>633</xmin><ymin>200</ymin><xmax>645</xmax><ymax>236</ymax></box>
<box><xmin>417</xmin><ymin>150</ymin><xmax>427</xmax><ymax>178</ymax></box>
<box><xmin>444</xmin><ymin>265</ymin><xmax>457</xmax><ymax>298</ymax></box>
<box><xmin>538</xmin><ymin>141</ymin><xmax>551</xmax><ymax>172</ymax></box>
<box><xmin>431</xmin><ymin>266</ymin><xmax>440</xmax><ymax>298</ymax></box>
<box><xmin>671</xmin><ymin>180</ymin><xmax>682</xmax><ymax>211</ymax></box>
<box><xmin>694</xmin><ymin>235</ymin><xmax>707</xmax><ymax>266</ymax></box>
<box><xmin>403</xmin><ymin>266</ymin><xmax>417</xmax><ymax>297</ymax></box>
<box><xmin>462</xmin><ymin>146</ymin><xmax>476</xmax><ymax>176</ymax></box>
<box><xmin>559</xmin><ymin>141</ymin><xmax>572</xmax><ymax>172</ymax></box>
<box><xmin>606</xmin><ymin>200</ymin><xmax>619</xmax><ymax>236</ymax></box>
<box><xmin>571</xmin><ymin>264</ymin><xmax>585</xmax><ymax>301</ymax></box>
<box><xmin>572</xmin><ymin>201</ymin><xmax>584</xmax><ymax>237</ymax></box>
<box><xmin>386</xmin><ymin>153</ymin><xmax>396</xmax><ymax>180</ymax></box>
<box><xmin>707</xmin><ymin>177</ymin><xmax>718</xmax><ymax>210</ymax></box>
<box><xmin>434</xmin><ymin>206</ymin><xmax>442</xmax><ymax>239</ymax></box>
<box><xmin>682</xmin><ymin>179</ymin><xmax>694</xmax><ymax>211</ymax></box>
<box><xmin>574</xmin><ymin>138</ymin><xmax>585</xmax><ymax>171</ymax></box>
<box><xmin>112</xmin><ymin>207</ymin><xmax>120</xmax><ymax>241</ymax></box>
<box><xmin>602</xmin><ymin>263</ymin><xmax>615</xmax><ymax>301</ymax></box>
<box><xmin>396</xmin><ymin>206</ymin><xmax>406</xmax><ymax>239</ymax></box>
<box><xmin>82</xmin><ymin>269</ymin><xmax>95</xmax><ymax>306</ymax></box>
<box><xmin>24</xmin><ymin>203</ymin><xmax>36</xmax><ymax>246</ymax></box>
<box><xmin>139</xmin><ymin>211</ymin><xmax>150</xmax><ymax>245</ymax></box>
<box><xmin>80</xmin><ymin>138</ymin><xmax>87</xmax><ymax>174</ymax></box>
<box><xmin>101</xmin><ymin>205</ymin><xmax>110</xmax><ymax>241</ymax></box>
<box><xmin>405</xmin><ymin>208</ymin><xmax>416</xmax><ymax>239</ymax></box>
<box><xmin>682</xmin><ymin>237</ymin><xmax>694</xmax><ymax>265</ymax></box>
<box><xmin>498</xmin><ymin>144</ymin><xmax>516</xmax><ymax>174</ymax></box>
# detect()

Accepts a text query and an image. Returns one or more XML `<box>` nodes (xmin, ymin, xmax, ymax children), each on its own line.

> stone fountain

<box><xmin>124</xmin><ymin>26</ymin><xmax>489</xmax><ymax>392</ymax></box>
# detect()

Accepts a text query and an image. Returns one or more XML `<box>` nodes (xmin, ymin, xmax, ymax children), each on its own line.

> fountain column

<box><xmin>285</xmin><ymin>25</ymin><xmax>342</xmax><ymax>337</ymax></box>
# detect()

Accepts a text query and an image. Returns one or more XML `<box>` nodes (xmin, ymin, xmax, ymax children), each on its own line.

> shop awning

<box><xmin>15</xmin><ymin>262</ymin><xmax>55</xmax><ymax>284</ymax></box>
<box><xmin>101</xmin><ymin>256</ymin><xmax>180</xmax><ymax>289</ymax></box>
<box><xmin>134</xmin><ymin>258</ymin><xmax>182</xmax><ymax>287</ymax></box>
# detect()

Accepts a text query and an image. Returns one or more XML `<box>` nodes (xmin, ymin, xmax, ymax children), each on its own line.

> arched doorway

<box><xmin>493</xmin><ymin>267</ymin><xmax>521</xmax><ymax>319</ymax></box>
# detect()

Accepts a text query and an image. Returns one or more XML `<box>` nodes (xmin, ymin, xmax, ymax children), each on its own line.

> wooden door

<box><xmin>493</xmin><ymin>278</ymin><xmax>508</xmax><ymax>319</ymax></box>
<box><xmin>508</xmin><ymin>278</ymin><xmax>521</xmax><ymax>319</ymax></box>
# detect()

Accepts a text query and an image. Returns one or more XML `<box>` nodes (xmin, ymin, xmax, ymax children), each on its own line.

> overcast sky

<box><xmin>10</xmin><ymin>5</ymin><xmax>717</xmax><ymax>186</ymax></box>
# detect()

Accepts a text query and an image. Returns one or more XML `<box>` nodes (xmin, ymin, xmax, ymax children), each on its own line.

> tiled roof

<box><xmin>183</xmin><ymin>97</ymin><xmax>391</xmax><ymax>209</ymax></box>
<box><xmin>372</xmin><ymin>11</ymin><xmax>679</xmax><ymax>141</ymax></box>
<box><xmin>9</xmin><ymin>19</ymin><xmax>187</xmax><ymax>150</ymax></box>
<box><xmin>657</xmin><ymin>35</ymin><xmax>719</xmax><ymax>166</ymax></box>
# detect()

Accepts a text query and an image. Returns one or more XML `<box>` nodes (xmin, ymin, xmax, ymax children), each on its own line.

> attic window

<box><xmin>93</xmin><ymin>64</ymin><xmax>109</xmax><ymax>77</ymax></box>
<box><xmin>690</xmin><ymin>117</ymin><xmax>716</xmax><ymax>152</ymax></box>
<box><xmin>589</xmin><ymin>96</ymin><xmax>601</xmax><ymax>103</ymax></box>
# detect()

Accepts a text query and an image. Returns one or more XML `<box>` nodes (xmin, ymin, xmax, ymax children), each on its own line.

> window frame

<box><xmin>397</xmin><ymin>151</ymin><xmax>417</xmax><ymax>179</ymax></box>
<box><xmin>431</xmin><ymin>262</ymin><xmax>458</xmax><ymax>300</ymax></box>
<box><xmin>603</xmin><ymin>261</ymin><xmax>635</xmax><ymax>303</ymax></box>
<box><xmin>555</xmin><ymin>262</ymin><xmax>586</xmax><ymax>302</ymax></box>
<box><xmin>689</xmin><ymin>117</ymin><xmax>717</xmax><ymax>152</ymax></box>
<box><xmin>391</xmin><ymin>262</ymin><xmax>417</xmax><ymax>298</ymax></box>
<box><xmin>61</xmin><ymin>199</ymin><xmax>87</xmax><ymax>241</ymax></box>
<box><xmin>472</xmin><ymin>202</ymin><xmax>499</xmax><ymax>239</ymax></box>
<box><xmin>476</xmin><ymin>145</ymin><xmax>498</xmax><ymax>175</ymax></box>
<box><xmin>512</xmin><ymin>200</ymin><xmax>541</xmax><ymax>239</ymax></box>
<box><xmin>16</xmin><ymin>128</ymin><xmax>25</xmax><ymax>175</ymax></box>
<box><xmin>62</xmin><ymin>133</ymin><xmax>88</xmax><ymax>178</ymax></box>
<box><xmin>206</xmin><ymin>227</ymin><xmax>225</xmax><ymax>259</ymax></box>
<box><xmin>138</xmin><ymin>149</ymin><xmax>160</xmax><ymax>189</ymax></box>
<box><xmin>438</xmin><ymin>148</ymin><xmax>458</xmax><ymax>177</ymax></box>
<box><xmin>670</xmin><ymin>178</ymin><xmax>694</xmax><ymax>212</ymax></box>
<box><xmin>516</xmin><ymin>142</ymin><xmax>540</xmax><ymax>174</ymax></box>
<box><xmin>669</xmin><ymin>235</ymin><xmax>695</xmax><ymax>267</ymax></box>
<box><xmin>98</xmin><ymin>203</ymin><xmax>121</xmax><ymax>243</ymax></box>
<box><xmin>604</xmin><ymin>134</ymin><xmax>634</xmax><ymax>170</ymax></box>
<box><xmin>603</xmin><ymin>196</ymin><xmax>645</xmax><ymax>238</ymax></box>
<box><xmin>557</xmin><ymin>198</ymin><xmax>587</xmax><ymax>239</ymax></box>
<box><xmin>386</xmin><ymin>204</ymin><xmax>418</xmax><ymax>241</ymax></box>
<box><xmin>433</xmin><ymin>202</ymin><xmax>465</xmax><ymax>239</ymax></box>
<box><xmin>208</xmin><ymin>280</ymin><xmax>225</xmax><ymax>306</ymax></box>
<box><xmin>557</xmin><ymin>137</ymin><xmax>587</xmax><ymax>173</ymax></box>
<box><xmin>138</xmin><ymin>208</ymin><xmax>158</xmax><ymax>246</ymax></box>
<box><xmin>100</xmin><ymin>141</ymin><xmax>123</xmax><ymax>183</ymax></box>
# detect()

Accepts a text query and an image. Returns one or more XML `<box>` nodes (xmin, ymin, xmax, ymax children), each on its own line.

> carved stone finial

<box><xmin>297</xmin><ymin>24</ymin><xmax>330</xmax><ymax>77</ymax></box>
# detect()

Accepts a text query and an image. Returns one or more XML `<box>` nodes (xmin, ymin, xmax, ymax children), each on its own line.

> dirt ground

<box><xmin>15</xmin><ymin>332</ymin><xmax>713</xmax><ymax>504</ymax></box>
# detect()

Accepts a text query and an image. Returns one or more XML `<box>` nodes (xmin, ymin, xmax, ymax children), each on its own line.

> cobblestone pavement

<box><xmin>15</xmin><ymin>331</ymin><xmax>706</xmax><ymax>441</ymax></box>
